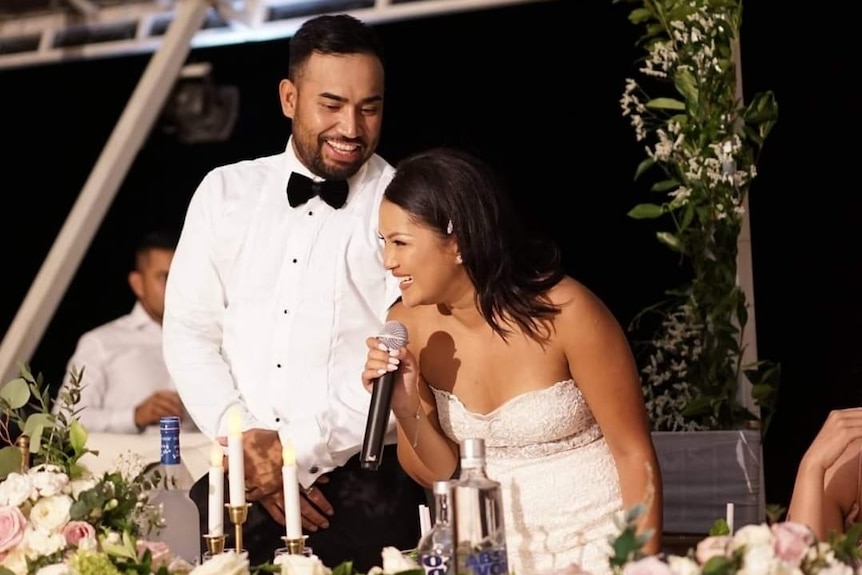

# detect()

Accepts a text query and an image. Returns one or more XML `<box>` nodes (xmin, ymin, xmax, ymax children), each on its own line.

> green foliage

<box><xmin>616</xmin><ymin>0</ymin><xmax>781</xmax><ymax>432</ymax></box>
<box><xmin>0</xmin><ymin>364</ymin><xmax>98</xmax><ymax>479</ymax></box>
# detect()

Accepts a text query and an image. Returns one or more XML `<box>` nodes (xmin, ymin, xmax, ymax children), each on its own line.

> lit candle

<box><xmin>282</xmin><ymin>441</ymin><xmax>303</xmax><ymax>540</ymax></box>
<box><xmin>208</xmin><ymin>443</ymin><xmax>224</xmax><ymax>536</ymax></box>
<box><xmin>227</xmin><ymin>406</ymin><xmax>246</xmax><ymax>507</ymax></box>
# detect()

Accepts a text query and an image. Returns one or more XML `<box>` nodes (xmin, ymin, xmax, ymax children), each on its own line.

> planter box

<box><xmin>652</xmin><ymin>430</ymin><xmax>765</xmax><ymax>534</ymax></box>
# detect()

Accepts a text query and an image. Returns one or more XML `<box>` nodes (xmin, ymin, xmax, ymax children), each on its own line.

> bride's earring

<box><xmin>455</xmin><ymin>254</ymin><xmax>463</xmax><ymax>264</ymax></box>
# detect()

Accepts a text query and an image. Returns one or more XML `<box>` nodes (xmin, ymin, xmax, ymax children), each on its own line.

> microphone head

<box><xmin>378</xmin><ymin>320</ymin><xmax>408</xmax><ymax>351</ymax></box>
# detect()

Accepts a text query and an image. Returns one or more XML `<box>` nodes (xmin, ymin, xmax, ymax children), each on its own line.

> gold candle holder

<box><xmin>16</xmin><ymin>435</ymin><xmax>29</xmax><ymax>473</ymax></box>
<box><xmin>227</xmin><ymin>504</ymin><xmax>250</xmax><ymax>553</ymax></box>
<box><xmin>281</xmin><ymin>535</ymin><xmax>308</xmax><ymax>555</ymax></box>
<box><xmin>203</xmin><ymin>533</ymin><xmax>226</xmax><ymax>556</ymax></box>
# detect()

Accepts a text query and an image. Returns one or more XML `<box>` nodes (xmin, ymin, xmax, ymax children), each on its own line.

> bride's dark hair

<box><xmin>384</xmin><ymin>147</ymin><xmax>564</xmax><ymax>342</ymax></box>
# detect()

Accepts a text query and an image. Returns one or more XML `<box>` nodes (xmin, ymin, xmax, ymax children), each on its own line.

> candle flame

<box><xmin>211</xmin><ymin>443</ymin><xmax>224</xmax><ymax>467</ymax></box>
<box><xmin>228</xmin><ymin>405</ymin><xmax>242</xmax><ymax>435</ymax></box>
<box><xmin>282</xmin><ymin>442</ymin><xmax>296</xmax><ymax>466</ymax></box>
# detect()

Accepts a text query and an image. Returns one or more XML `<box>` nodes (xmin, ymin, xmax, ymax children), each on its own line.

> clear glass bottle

<box><xmin>416</xmin><ymin>480</ymin><xmax>454</xmax><ymax>575</ymax></box>
<box><xmin>452</xmin><ymin>438</ymin><xmax>509</xmax><ymax>575</ymax></box>
<box><xmin>147</xmin><ymin>416</ymin><xmax>201</xmax><ymax>565</ymax></box>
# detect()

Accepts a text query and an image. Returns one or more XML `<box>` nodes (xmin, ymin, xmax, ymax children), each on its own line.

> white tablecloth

<box><xmin>80</xmin><ymin>431</ymin><xmax>213</xmax><ymax>481</ymax></box>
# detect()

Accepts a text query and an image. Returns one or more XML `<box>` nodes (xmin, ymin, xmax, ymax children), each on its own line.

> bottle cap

<box><xmin>432</xmin><ymin>480</ymin><xmax>452</xmax><ymax>495</ymax></box>
<box><xmin>459</xmin><ymin>438</ymin><xmax>485</xmax><ymax>467</ymax></box>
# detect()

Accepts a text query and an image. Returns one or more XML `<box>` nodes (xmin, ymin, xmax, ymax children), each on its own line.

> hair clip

<box><xmin>446</xmin><ymin>220</ymin><xmax>453</xmax><ymax>235</ymax></box>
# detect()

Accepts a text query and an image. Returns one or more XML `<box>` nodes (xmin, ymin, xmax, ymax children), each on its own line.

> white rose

<box><xmin>380</xmin><ymin>546</ymin><xmax>420</xmax><ymax>574</ymax></box>
<box><xmin>0</xmin><ymin>473</ymin><xmax>34</xmax><ymax>507</ymax></box>
<box><xmin>190</xmin><ymin>550</ymin><xmax>250</xmax><ymax>575</ymax></box>
<box><xmin>667</xmin><ymin>555</ymin><xmax>700</xmax><ymax>575</ymax></box>
<box><xmin>28</xmin><ymin>468</ymin><xmax>69</xmax><ymax>498</ymax></box>
<box><xmin>35</xmin><ymin>564</ymin><xmax>72</xmax><ymax>575</ymax></box>
<box><xmin>0</xmin><ymin>546</ymin><xmax>30</xmax><ymax>575</ymax></box>
<box><xmin>22</xmin><ymin>527</ymin><xmax>67</xmax><ymax>557</ymax></box>
<box><xmin>739</xmin><ymin>544</ymin><xmax>775</xmax><ymax>575</ymax></box>
<box><xmin>732</xmin><ymin>524</ymin><xmax>773</xmax><ymax>550</ymax></box>
<box><xmin>29</xmin><ymin>495</ymin><xmax>72</xmax><ymax>533</ymax></box>
<box><xmin>278</xmin><ymin>554</ymin><xmax>331</xmax><ymax>575</ymax></box>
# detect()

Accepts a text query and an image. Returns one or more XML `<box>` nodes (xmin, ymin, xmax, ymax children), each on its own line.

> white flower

<box><xmin>277</xmin><ymin>553</ymin><xmax>331</xmax><ymax>575</ymax></box>
<box><xmin>28</xmin><ymin>466</ymin><xmax>69</xmax><ymax>498</ymax></box>
<box><xmin>739</xmin><ymin>543</ymin><xmax>775</xmax><ymax>575</ymax></box>
<box><xmin>667</xmin><ymin>554</ymin><xmax>700</xmax><ymax>575</ymax></box>
<box><xmin>22</xmin><ymin>527</ymin><xmax>66</xmax><ymax>557</ymax></box>
<box><xmin>35</xmin><ymin>564</ymin><xmax>72</xmax><ymax>575</ymax></box>
<box><xmin>732</xmin><ymin>524</ymin><xmax>773</xmax><ymax>550</ymax></box>
<box><xmin>28</xmin><ymin>494</ymin><xmax>72</xmax><ymax>533</ymax></box>
<box><xmin>113</xmin><ymin>451</ymin><xmax>146</xmax><ymax>482</ymax></box>
<box><xmin>0</xmin><ymin>473</ymin><xmax>34</xmax><ymax>507</ymax></box>
<box><xmin>190</xmin><ymin>550</ymin><xmax>250</xmax><ymax>575</ymax></box>
<box><xmin>0</xmin><ymin>546</ymin><xmax>29</xmax><ymax>575</ymax></box>
<box><xmin>367</xmin><ymin>546</ymin><xmax>420</xmax><ymax>574</ymax></box>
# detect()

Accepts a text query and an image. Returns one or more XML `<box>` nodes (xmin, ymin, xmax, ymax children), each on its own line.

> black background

<box><xmin>0</xmin><ymin>0</ymin><xmax>859</xmax><ymax>514</ymax></box>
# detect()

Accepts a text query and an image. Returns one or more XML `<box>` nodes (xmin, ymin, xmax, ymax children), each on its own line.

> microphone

<box><xmin>360</xmin><ymin>320</ymin><xmax>409</xmax><ymax>471</ymax></box>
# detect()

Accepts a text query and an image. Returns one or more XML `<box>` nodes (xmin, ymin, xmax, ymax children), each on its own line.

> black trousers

<box><xmin>189</xmin><ymin>444</ymin><xmax>428</xmax><ymax>572</ymax></box>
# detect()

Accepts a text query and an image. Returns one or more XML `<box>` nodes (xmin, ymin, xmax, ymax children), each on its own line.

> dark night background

<box><xmin>0</xmin><ymin>0</ymin><xmax>859</xmax><ymax>517</ymax></box>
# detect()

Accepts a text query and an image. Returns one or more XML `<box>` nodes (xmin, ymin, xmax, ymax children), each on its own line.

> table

<box><xmin>81</xmin><ymin>431</ymin><xmax>214</xmax><ymax>481</ymax></box>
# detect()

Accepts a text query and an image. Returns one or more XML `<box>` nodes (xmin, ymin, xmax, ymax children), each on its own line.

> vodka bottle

<box><xmin>416</xmin><ymin>480</ymin><xmax>454</xmax><ymax>575</ymax></box>
<box><xmin>147</xmin><ymin>416</ymin><xmax>202</xmax><ymax>565</ymax></box>
<box><xmin>452</xmin><ymin>438</ymin><xmax>509</xmax><ymax>575</ymax></box>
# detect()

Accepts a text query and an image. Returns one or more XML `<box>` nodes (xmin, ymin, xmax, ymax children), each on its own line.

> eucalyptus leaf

<box><xmin>628</xmin><ymin>203</ymin><xmax>664</xmax><ymax>219</ymax></box>
<box><xmin>0</xmin><ymin>377</ymin><xmax>30</xmax><ymax>409</ymax></box>
<box><xmin>70</xmin><ymin>419</ymin><xmax>89</xmax><ymax>455</ymax></box>
<box><xmin>645</xmin><ymin>97</ymin><xmax>685</xmax><ymax>111</ymax></box>
<box><xmin>0</xmin><ymin>445</ymin><xmax>23</xmax><ymax>480</ymax></box>
<box><xmin>650</xmin><ymin>179</ymin><xmax>680</xmax><ymax>193</ymax></box>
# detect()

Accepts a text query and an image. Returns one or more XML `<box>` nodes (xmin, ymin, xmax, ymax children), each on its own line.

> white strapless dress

<box><xmin>431</xmin><ymin>379</ymin><xmax>622</xmax><ymax>575</ymax></box>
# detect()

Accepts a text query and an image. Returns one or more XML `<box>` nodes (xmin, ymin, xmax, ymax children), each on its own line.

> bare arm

<box><xmin>361</xmin><ymin>305</ymin><xmax>458</xmax><ymax>486</ymax></box>
<box><xmin>557</xmin><ymin>279</ymin><xmax>663</xmax><ymax>553</ymax></box>
<box><xmin>787</xmin><ymin>408</ymin><xmax>862</xmax><ymax>540</ymax></box>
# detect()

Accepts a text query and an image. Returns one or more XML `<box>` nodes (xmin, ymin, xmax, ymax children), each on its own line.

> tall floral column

<box><xmin>616</xmin><ymin>0</ymin><xmax>779</xmax><ymax>534</ymax></box>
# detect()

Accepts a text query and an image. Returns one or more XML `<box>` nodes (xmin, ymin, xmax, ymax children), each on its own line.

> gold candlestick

<box><xmin>203</xmin><ymin>533</ymin><xmax>226</xmax><ymax>556</ymax></box>
<box><xmin>16</xmin><ymin>435</ymin><xmax>29</xmax><ymax>473</ymax></box>
<box><xmin>227</xmin><ymin>504</ymin><xmax>250</xmax><ymax>553</ymax></box>
<box><xmin>281</xmin><ymin>535</ymin><xmax>308</xmax><ymax>555</ymax></box>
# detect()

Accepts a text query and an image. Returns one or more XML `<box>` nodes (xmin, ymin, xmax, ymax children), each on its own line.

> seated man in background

<box><xmin>54</xmin><ymin>229</ymin><xmax>193</xmax><ymax>433</ymax></box>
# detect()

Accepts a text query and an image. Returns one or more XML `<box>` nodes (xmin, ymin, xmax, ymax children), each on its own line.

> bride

<box><xmin>362</xmin><ymin>147</ymin><xmax>662</xmax><ymax>575</ymax></box>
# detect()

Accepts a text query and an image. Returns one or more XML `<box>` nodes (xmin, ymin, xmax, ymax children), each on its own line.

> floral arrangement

<box><xmin>615</xmin><ymin>0</ymin><xmax>780</xmax><ymax>431</ymax></box>
<box><xmin>0</xmin><ymin>365</ymin><xmax>422</xmax><ymax>575</ymax></box>
<box><xmin>610</xmin><ymin>505</ymin><xmax>862</xmax><ymax>575</ymax></box>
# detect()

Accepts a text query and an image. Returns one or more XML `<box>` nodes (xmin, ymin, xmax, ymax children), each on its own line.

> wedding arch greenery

<box><xmin>616</xmin><ymin>0</ymin><xmax>779</xmax><ymax>431</ymax></box>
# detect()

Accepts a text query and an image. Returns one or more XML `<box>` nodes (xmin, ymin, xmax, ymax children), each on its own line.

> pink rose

<box><xmin>0</xmin><ymin>505</ymin><xmax>26</xmax><ymax>554</ymax></box>
<box><xmin>137</xmin><ymin>540</ymin><xmax>173</xmax><ymax>568</ymax></box>
<box><xmin>622</xmin><ymin>556</ymin><xmax>674</xmax><ymax>575</ymax></box>
<box><xmin>771</xmin><ymin>521</ymin><xmax>814</xmax><ymax>564</ymax></box>
<box><xmin>695</xmin><ymin>535</ymin><xmax>732</xmax><ymax>564</ymax></box>
<box><xmin>62</xmin><ymin>520</ymin><xmax>96</xmax><ymax>547</ymax></box>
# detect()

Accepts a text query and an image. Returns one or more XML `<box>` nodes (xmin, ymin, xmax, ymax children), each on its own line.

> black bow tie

<box><xmin>286</xmin><ymin>172</ymin><xmax>349</xmax><ymax>209</ymax></box>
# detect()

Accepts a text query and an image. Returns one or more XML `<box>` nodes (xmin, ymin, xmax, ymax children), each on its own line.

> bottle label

<box><xmin>160</xmin><ymin>416</ymin><xmax>181</xmax><ymax>465</ymax></box>
<box><xmin>419</xmin><ymin>553</ymin><xmax>451</xmax><ymax>575</ymax></box>
<box><xmin>462</xmin><ymin>549</ymin><xmax>508</xmax><ymax>575</ymax></box>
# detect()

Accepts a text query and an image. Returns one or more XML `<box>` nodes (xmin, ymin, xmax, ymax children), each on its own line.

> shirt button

<box><xmin>283</xmin><ymin>309</ymin><xmax>289</xmax><ymax>314</ymax></box>
<box><xmin>309</xmin><ymin>465</ymin><xmax>319</xmax><ymax>474</ymax></box>
<box><xmin>292</xmin><ymin>258</ymin><xmax>298</xmax><ymax>263</ymax></box>
<box><xmin>307</xmin><ymin>211</ymin><xmax>313</xmax><ymax>216</ymax></box>
<box><xmin>276</xmin><ymin>363</ymin><xmax>282</xmax><ymax>368</ymax></box>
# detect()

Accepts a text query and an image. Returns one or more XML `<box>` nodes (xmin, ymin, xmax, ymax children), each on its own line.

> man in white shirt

<box><xmin>55</xmin><ymin>230</ymin><xmax>191</xmax><ymax>433</ymax></box>
<box><xmin>162</xmin><ymin>14</ymin><xmax>426</xmax><ymax>570</ymax></box>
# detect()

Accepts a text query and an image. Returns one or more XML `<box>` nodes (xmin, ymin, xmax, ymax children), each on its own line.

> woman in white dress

<box><xmin>361</xmin><ymin>148</ymin><xmax>662</xmax><ymax>575</ymax></box>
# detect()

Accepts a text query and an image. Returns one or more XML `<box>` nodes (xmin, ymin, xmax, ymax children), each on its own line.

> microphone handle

<box><xmin>360</xmin><ymin>371</ymin><xmax>396</xmax><ymax>470</ymax></box>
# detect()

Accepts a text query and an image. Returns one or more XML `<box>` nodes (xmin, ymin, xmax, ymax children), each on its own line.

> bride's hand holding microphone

<box><xmin>361</xmin><ymin>334</ymin><xmax>420</xmax><ymax>419</ymax></box>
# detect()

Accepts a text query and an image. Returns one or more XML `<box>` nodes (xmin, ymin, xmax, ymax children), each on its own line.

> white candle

<box><xmin>726</xmin><ymin>502</ymin><xmax>735</xmax><ymax>535</ymax></box>
<box><xmin>282</xmin><ymin>442</ymin><xmax>303</xmax><ymax>540</ymax></box>
<box><xmin>227</xmin><ymin>406</ymin><xmax>246</xmax><ymax>507</ymax></box>
<box><xmin>208</xmin><ymin>443</ymin><xmax>224</xmax><ymax>536</ymax></box>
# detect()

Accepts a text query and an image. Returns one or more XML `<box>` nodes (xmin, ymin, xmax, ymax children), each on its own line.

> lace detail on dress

<box><xmin>430</xmin><ymin>379</ymin><xmax>622</xmax><ymax>575</ymax></box>
<box><xmin>430</xmin><ymin>380</ymin><xmax>604</xmax><ymax>459</ymax></box>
